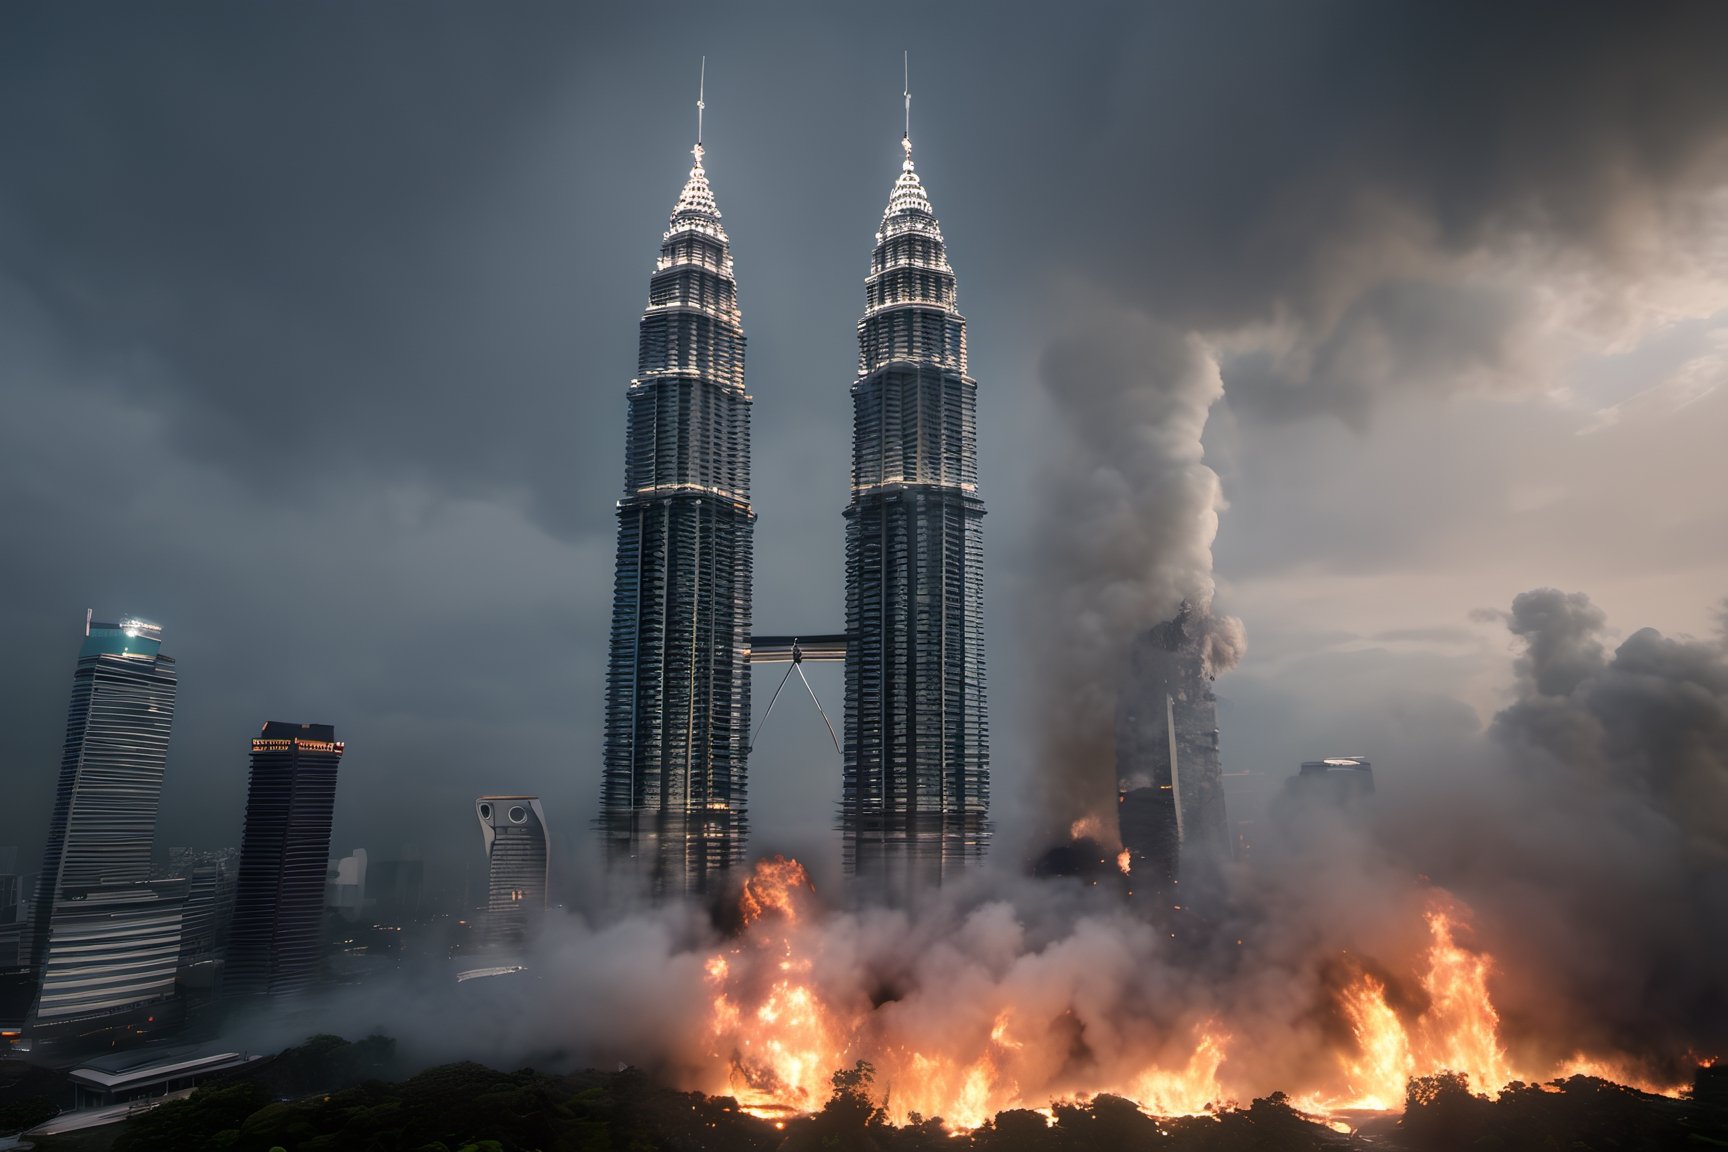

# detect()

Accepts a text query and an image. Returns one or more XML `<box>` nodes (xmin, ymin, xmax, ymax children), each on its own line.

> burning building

<box><xmin>1115</xmin><ymin>605</ymin><xmax>1229</xmax><ymax>888</ymax></box>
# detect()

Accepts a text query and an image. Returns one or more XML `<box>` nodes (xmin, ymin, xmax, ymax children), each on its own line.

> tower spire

<box><xmin>902</xmin><ymin>50</ymin><xmax>912</xmax><ymax>169</ymax></box>
<box><xmin>695</xmin><ymin>56</ymin><xmax>706</xmax><ymax>166</ymax></box>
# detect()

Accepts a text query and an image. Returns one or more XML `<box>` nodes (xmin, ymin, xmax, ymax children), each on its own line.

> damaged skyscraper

<box><xmin>1116</xmin><ymin>604</ymin><xmax>1229</xmax><ymax>889</ymax></box>
<box><xmin>842</xmin><ymin>97</ymin><xmax>989</xmax><ymax>887</ymax></box>
<box><xmin>599</xmin><ymin>111</ymin><xmax>753</xmax><ymax>898</ymax></box>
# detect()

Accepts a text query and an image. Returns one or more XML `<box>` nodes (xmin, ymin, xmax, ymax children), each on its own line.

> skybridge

<box><xmin>746</xmin><ymin>634</ymin><xmax>847</xmax><ymax>755</ymax></box>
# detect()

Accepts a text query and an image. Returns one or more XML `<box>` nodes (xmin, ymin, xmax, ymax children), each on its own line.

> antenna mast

<box><xmin>903</xmin><ymin>51</ymin><xmax>911</xmax><ymax>141</ymax></box>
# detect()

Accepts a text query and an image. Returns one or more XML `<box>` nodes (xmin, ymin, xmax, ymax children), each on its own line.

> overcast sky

<box><xmin>3</xmin><ymin>2</ymin><xmax>1725</xmax><ymax>903</ymax></box>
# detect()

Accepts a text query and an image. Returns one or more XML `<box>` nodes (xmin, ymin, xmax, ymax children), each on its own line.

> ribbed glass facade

<box><xmin>601</xmin><ymin>141</ymin><xmax>752</xmax><ymax>897</ymax></box>
<box><xmin>225</xmin><ymin>722</ymin><xmax>344</xmax><ymax>999</ymax></box>
<box><xmin>27</xmin><ymin>617</ymin><xmax>185</xmax><ymax>1032</ymax></box>
<box><xmin>475</xmin><ymin>796</ymin><xmax>548</xmax><ymax>947</ymax></box>
<box><xmin>843</xmin><ymin>137</ymin><xmax>989</xmax><ymax>880</ymax></box>
<box><xmin>31</xmin><ymin>882</ymin><xmax>185</xmax><ymax>1023</ymax></box>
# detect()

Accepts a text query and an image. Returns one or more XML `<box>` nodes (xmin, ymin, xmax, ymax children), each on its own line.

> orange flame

<box><xmin>1116</xmin><ymin>849</ymin><xmax>1133</xmax><ymax>875</ymax></box>
<box><xmin>1070</xmin><ymin>815</ymin><xmax>1108</xmax><ymax>841</ymax></box>
<box><xmin>707</xmin><ymin>861</ymin><xmax>1231</xmax><ymax>1130</ymax></box>
<box><xmin>706</xmin><ymin>863</ymin><xmax>1692</xmax><ymax>1131</ymax></box>
<box><xmin>1294</xmin><ymin>895</ymin><xmax>1690</xmax><ymax>1117</ymax></box>
<box><xmin>738</xmin><ymin>855</ymin><xmax>812</xmax><ymax>925</ymax></box>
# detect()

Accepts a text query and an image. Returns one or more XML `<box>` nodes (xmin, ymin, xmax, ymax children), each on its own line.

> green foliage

<box><xmin>0</xmin><ymin>1093</ymin><xmax>60</xmax><ymax>1135</ymax></box>
<box><xmin>113</xmin><ymin>1079</ymin><xmax>270</xmax><ymax>1152</ymax></box>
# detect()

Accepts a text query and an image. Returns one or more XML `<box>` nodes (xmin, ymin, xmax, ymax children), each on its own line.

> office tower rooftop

<box><xmin>226</xmin><ymin>722</ymin><xmax>345</xmax><ymax>999</ymax></box>
<box><xmin>600</xmin><ymin>95</ymin><xmax>753</xmax><ymax>898</ymax></box>
<box><xmin>843</xmin><ymin>90</ymin><xmax>989</xmax><ymax>888</ymax></box>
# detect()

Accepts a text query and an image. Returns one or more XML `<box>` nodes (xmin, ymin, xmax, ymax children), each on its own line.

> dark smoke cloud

<box><xmin>1375</xmin><ymin>590</ymin><xmax>1728</xmax><ymax>1066</ymax></box>
<box><xmin>1052</xmin><ymin>3</ymin><xmax>1728</xmax><ymax>428</ymax></box>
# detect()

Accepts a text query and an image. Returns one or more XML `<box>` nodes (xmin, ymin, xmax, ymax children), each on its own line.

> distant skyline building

<box><xmin>600</xmin><ymin>107</ymin><xmax>753</xmax><ymax>897</ymax></box>
<box><xmin>163</xmin><ymin>847</ymin><xmax>238</xmax><ymax>968</ymax></box>
<box><xmin>367</xmin><ymin>851</ymin><xmax>425</xmax><ymax>924</ymax></box>
<box><xmin>475</xmin><ymin>796</ymin><xmax>548</xmax><ymax>947</ymax></box>
<box><xmin>225</xmin><ymin>721</ymin><xmax>345</xmax><ymax>999</ymax></box>
<box><xmin>1115</xmin><ymin>605</ymin><xmax>1229</xmax><ymax>889</ymax></box>
<box><xmin>25</xmin><ymin>615</ymin><xmax>185</xmax><ymax>1042</ymax></box>
<box><xmin>841</xmin><ymin>101</ymin><xmax>989</xmax><ymax>880</ymax></box>
<box><xmin>1273</xmin><ymin>757</ymin><xmax>1375</xmax><ymax>831</ymax></box>
<box><xmin>326</xmin><ymin>848</ymin><xmax>367</xmax><ymax>918</ymax></box>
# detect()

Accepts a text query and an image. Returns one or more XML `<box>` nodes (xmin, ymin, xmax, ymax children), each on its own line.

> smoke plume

<box><xmin>1027</xmin><ymin>305</ymin><xmax>1243</xmax><ymax>843</ymax></box>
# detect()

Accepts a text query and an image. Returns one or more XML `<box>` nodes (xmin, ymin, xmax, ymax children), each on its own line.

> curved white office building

<box><xmin>476</xmin><ymin>797</ymin><xmax>548</xmax><ymax>947</ymax></box>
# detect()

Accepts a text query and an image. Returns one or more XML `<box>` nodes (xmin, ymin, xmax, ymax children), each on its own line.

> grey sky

<box><xmin>3</xmin><ymin>2</ymin><xmax>1726</xmax><ymax>902</ymax></box>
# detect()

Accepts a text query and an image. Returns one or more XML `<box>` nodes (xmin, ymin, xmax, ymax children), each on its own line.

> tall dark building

<box><xmin>225</xmin><ymin>722</ymin><xmax>344</xmax><ymax>999</ymax></box>
<box><xmin>1115</xmin><ymin>605</ymin><xmax>1229</xmax><ymax>889</ymax></box>
<box><xmin>25</xmin><ymin>616</ymin><xmax>185</xmax><ymax>1040</ymax></box>
<box><xmin>842</xmin><ymin>105</ymin><xmax>988</xmax><ymax>880</ymax></box>
<box><xmin>600</xmin><ymin>114</ymin><xmax>753</xmax><ymax>897</ymax></box>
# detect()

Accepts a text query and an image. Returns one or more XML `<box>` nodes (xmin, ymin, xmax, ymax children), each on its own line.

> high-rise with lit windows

<box><xmin>842</xmin><ymin>113</ymin><xmax>989</xmax><ymax>879</ymax></box>
<box><xmin>600</xmin><ymin>122</ymin><xmax>753</xmax><ymax>896</ymax></box>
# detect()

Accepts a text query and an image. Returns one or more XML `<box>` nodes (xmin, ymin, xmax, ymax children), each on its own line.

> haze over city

<box><xmin>2</xmin><ymin>1</ymin><xmax>1726</xmax><ymax>1144</ymax></box>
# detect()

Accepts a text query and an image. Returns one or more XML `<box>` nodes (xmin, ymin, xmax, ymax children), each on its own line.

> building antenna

<box><xmin>695</xmin><ymin>56</ymin><xmax>706</xmax><ymax>162</ymax></box>
<box><xmin>902</xmin><ymin>50</ymin><xmax>911</xmax><ymax>149</ymax></box>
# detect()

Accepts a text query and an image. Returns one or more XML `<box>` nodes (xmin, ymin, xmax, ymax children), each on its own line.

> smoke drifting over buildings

<box><xmin>0</xmin><ymin>4</ymin><xmax>1725</xmax><ymax>1119</ymax></box>
<box><xmin>1029</xmin><ymin>312</ymin><xmax>1244</xmax><ymax>844</ymax></box>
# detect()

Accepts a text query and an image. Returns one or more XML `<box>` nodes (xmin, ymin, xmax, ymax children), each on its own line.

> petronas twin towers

<box><xmin>601</xmin><ymin>83</ymin><xmax>987</xmax><ymax>895</ymax></box>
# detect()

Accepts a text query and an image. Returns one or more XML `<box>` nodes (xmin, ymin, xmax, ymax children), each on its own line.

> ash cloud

<box><xmin>1027</xmin><ymin>308</ymin><xmax>1243</xmax><ymax>841</ymax></box>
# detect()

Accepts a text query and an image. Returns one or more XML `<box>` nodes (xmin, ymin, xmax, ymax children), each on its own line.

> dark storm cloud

<box><xmin>1038</xmin><ymin>2</ymin><xmax>1728</xmax><ymax>425</ymax></box>
<box><xmin>0</xmin><ymin>5</ymin><xmax>630</xmax><ymax>537</ymax></box>
<box><xmin>2</xmin><ymin>0</ymin><xmax>1726</xmax><ymax>909</ymax></box>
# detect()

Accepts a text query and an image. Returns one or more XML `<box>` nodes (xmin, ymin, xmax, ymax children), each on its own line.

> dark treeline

<box><xmin>25</xmin><ymin>1037</ymin><xmax>1728</xmax><ymax>1152</ymax></box>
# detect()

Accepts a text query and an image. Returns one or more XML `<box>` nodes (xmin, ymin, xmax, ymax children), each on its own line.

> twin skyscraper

<box><xmin>600</xmin><ymin>77</ymin><xmax>989</xmax><ymax>896</ymax></box>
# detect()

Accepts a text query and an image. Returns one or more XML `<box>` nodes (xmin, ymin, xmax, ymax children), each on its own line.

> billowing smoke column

<box><xmin>1029</xmin><ymin>307</ymin><xmax>1244</xmax><ymax>846</ymax></box>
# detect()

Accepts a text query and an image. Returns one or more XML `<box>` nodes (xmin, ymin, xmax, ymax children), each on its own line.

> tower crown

<box><xmin>667</xmin><ymin>146</ymin><xmax>726</xmax><ymax>241</ymax></box>
<box><xmin>877</xmin><ymin>144</ymin><xmax>942</xmax><ymax>242</ymax></box>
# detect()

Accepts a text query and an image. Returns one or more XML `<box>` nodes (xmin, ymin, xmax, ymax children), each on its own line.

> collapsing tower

<box><xmin>1116</xmin><ymin>604</ymin><xmax>1229</xmax><ymax>888</ymax></box>
<box><xmin>842</xmin><ymin>88</ymin><xmax>989</xmax><ymax>883</ymax></box>
<box><xmin>600</xmin><ymin>104</ymin><xmax>753</xmax><ymax>897</ymax></box>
